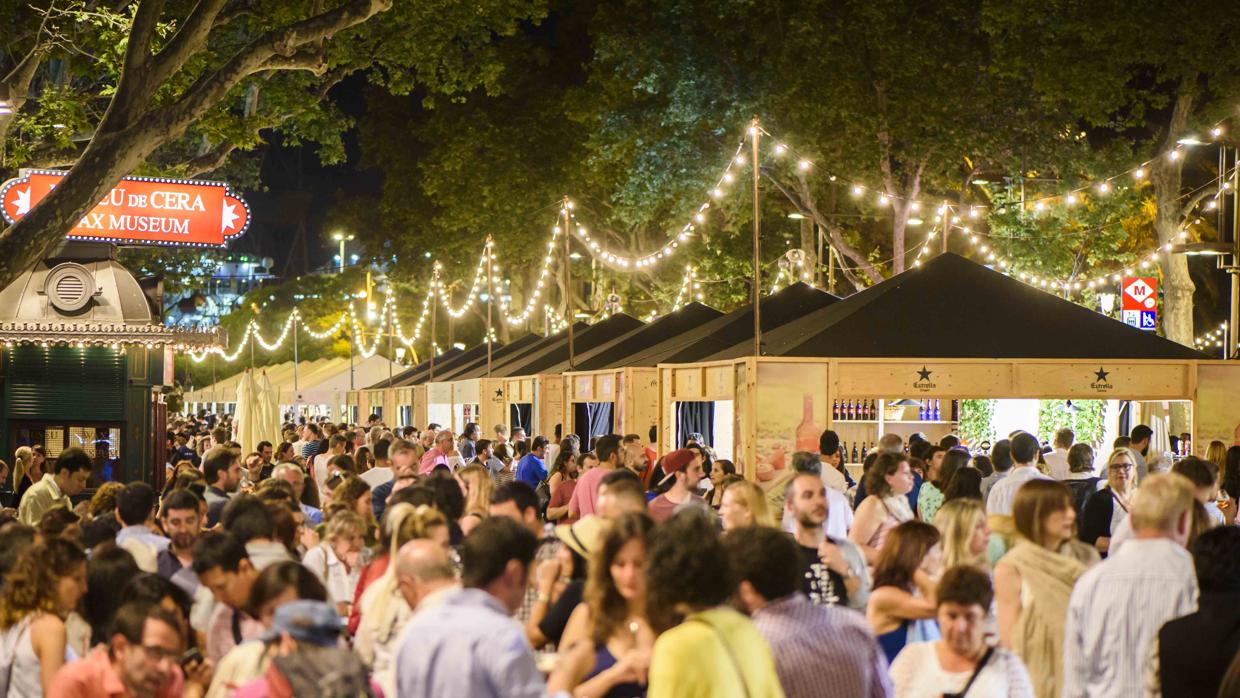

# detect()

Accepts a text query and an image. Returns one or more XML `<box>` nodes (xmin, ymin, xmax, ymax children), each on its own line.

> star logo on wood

<box><xmin>1094</xmin><ymin>367</ymin><xmax>1109</xmax><ymax>382</ymax></box>
<box><xmin>494</xmin><ymin>388</ymin><xmax>504</xmax><ymax>398</ymax></box>
<box><xmin>917</xmin><ymin>366</ymin><xmax>933</xmax><ymax>381</ymax></box>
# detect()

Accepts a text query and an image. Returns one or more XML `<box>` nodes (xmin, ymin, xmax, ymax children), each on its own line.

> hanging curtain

<box><xmin>676</xmin><ymin>401</ymin><xmax>715</xmax><ymax>448</ymax></box>
<box><xmin>510</xmin><ymin>403</ymin><xmax>532</xmax><ymax>434</ymax></box>
<box><xmin>573</xmin><ymin>402</ymin><xmax>614</xmax><ymax>450</ymax></box>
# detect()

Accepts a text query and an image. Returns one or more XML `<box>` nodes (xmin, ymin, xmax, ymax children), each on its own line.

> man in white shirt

<box><xmin>313</xmin><ymin>434</ymin><xmax>348</xmax><ymax>498</ymax></box>
<box><xmin>985</xmin><ymin>432</ymin><xmax>1053</xmax><ymax>516</ymax></box>
<box><xmin>1043</xmin><ymin>427</ymin><xmax>1073</xmax><ymax>480</ymax></box>
<box><xmin>360</xmin><ymin>438</ymin><xmax>394</xmax><ymax>488</ymax></box>
<box><xmin>1062</xmin><ymin>473</ymin><xmax>1197</xmax><ymax>698</ymax></box>
<box><xmin>1129</xmin><ymin>424</ymin><xmax>1153</xmax><ymax>481</ymax></box>
<box><xmin>817</xmin><ymin>430</ymin><xmax>848</xmax><ymax>493</ymax></box>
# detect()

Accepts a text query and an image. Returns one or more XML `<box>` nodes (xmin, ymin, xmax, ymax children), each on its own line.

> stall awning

<box><xmin>572</xmin><ymin>302</ymin><xmax>724</xmax><ymax>370</ymax></box>
<box><xmin>656</xmin><ymin>283</ymin><xmax>840</xmax><ymax>363</ymax></box>
<box><xmin>429</xmin><ymin>333</ymin><xmax>547</xmax><ymax>382</ymax></box>
<box><xmin>707</xmin><ymin>253</ymin><xmax>1208</xmax><ymax>360</ymax></box>
<box><xmin>489</xmin><ymin>314</ymin><xmax>645</xmax><ymax>377</ymax></box>
<box><xmin>367</xmin><ymin>347</ymin><xmax>464</xmax><ymax>389</ymax></box>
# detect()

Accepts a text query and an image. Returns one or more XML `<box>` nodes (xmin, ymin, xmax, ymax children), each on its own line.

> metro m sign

<box><xmin>0</xmin><ymin>170</ymin><xmax>250</xmax><ymax>248</ymax></box>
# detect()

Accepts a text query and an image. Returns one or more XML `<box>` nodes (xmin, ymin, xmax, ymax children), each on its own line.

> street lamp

<box><xmin>331</xmin><ymin>232</ymin><xmax>354</xmax><ymax>273</ymax></box>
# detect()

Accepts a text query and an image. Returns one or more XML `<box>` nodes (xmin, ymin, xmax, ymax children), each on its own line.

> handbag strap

<box><xmin>687</xmin><ymin>616</ymin><xmax>750</xmax><ymax>698</ymax></box>
<box><xmin>957</xmin><ymin>647</ymin><xmax>995</xmax><ymax>697</ymax></box>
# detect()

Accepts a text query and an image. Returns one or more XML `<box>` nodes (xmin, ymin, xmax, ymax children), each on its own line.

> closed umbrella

<box><xmin>234</xmin><ymin>369</ymin><xmax>261</xmax><ymax>453</ymax></box>
<box><xmin>257</xmin><ymin>370</ymin><xmax>281</xmax><ymax>447</ymax></box>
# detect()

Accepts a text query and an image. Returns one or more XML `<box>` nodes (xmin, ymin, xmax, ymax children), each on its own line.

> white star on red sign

<box><xmin>12</xmin><ymin>187</ymin><xmax>31</xmax><ymax>216</ymax></box>
<box><xmin>221</xmin><ymin>200</ymin><xmax>239</xmax><ymax>232</ymax></box>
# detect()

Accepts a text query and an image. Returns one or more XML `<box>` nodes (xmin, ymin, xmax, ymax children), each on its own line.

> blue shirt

<box><xmin>514</xmin><ymin>453</ymin><xmax>546</xmax><ymax>488</ymax></box>
<box><xmin>396</xmin><ymin>588</ymin><xmax>545</xmax><ymax>698</ymax></box>
<box><xmin>300</xmin><ymin>503</ymin><xmax>323</xmax><ymax>525</ymax></box>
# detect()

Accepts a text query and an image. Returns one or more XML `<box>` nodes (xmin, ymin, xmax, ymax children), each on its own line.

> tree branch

<box><xmin>149</xmin><ymin>0</ymin><xmax>391</xmax><ymax>135</ymax></box>
<box><xmin>146</xmin><ymin>0</ymin><xmax>230</xmax><ymax>89</ymax></box>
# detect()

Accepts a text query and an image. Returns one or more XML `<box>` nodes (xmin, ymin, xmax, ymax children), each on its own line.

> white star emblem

<box><xmin>221</xmin><ymin>200</ymin><xmax>239</xmax><ymax>232</ymax></box>
<box><xmin>12</xmin><ymin>187</ymin><xmax>31</xmax><ymax>216</ymax></box>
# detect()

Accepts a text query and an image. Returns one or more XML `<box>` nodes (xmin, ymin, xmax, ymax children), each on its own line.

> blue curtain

<box><xmin>574</xmin><ymin>402</ymin><xmax>614</xmax><ymax>450</ymax></box>
<box><xmin>676</xmin><ymin>401</ymin><xmax>715</xmax><ymax>448</ymax></box>
<box><xmin>510</xmin><ymin>403</ymin><xmax>532</xmax><ymax>434</ymax></box>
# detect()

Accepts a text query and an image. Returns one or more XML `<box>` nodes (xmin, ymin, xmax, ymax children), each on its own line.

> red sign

<box><xmin>1122</xmin><ymin>277</ymin><xmax>1157</xmax><ymax>311</ymax></box>
<box><xmin>0</xmin><ymin>170</ymin><xmax>250</xmax><ymax>247</ymax></box>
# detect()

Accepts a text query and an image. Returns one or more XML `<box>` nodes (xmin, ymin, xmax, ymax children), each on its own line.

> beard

<box><xmin>171</xmin><ymin>533</ymin><xmax>197</xmax><ymax>551</ymax></box>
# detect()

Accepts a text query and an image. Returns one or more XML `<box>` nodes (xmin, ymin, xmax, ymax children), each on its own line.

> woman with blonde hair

<box><xmin>548</xmin><ymin>512</ymin><xmax>655</xmax><ymax>697</ymax></box>
<box><xmin>0</xmin><ymin>537</ymin><xmax>88</xmax><ymax>697</ymax></box>
<box><xmin>1079</xmin><ymin>449</ymin><xmax>1137</xmax><ymax>556</ymax></box>
<box><xmin>994</xmin><ymin>479</ymin><xmax>1097</xmax><ymax>698</ymax></box>
<box><xmin>355</xmin><ymin>502</ymin><xmax>450</xmax><ymax>697</ymax></box>
<box><xmin>933</xmin><ymin>498</ymin><xmax>991</xmax><ymax>571</ymax></box>
<box><xmin>718</xmin><ymin>479</ymin><xmax>774</xmax><ymax>530</ymax></box>
<box><xmin>1205</xmin><ymin>439</ymin><xmax>1227</xmax><ymax>469</ymax></box>
<box><xmin>302</xmin><ymin>510</ymin><xmax>368</xmax><ymax>617</ymax></box>
<box><xmin>456</xmin><ymin>463</ymin><xmax>493</xmax><ymax>536</ymax></box>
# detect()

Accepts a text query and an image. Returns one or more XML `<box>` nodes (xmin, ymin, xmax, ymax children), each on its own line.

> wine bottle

<box><xmin>846</xmin><ymin>399</ymin><xmax>854</xmax><ymax>421</ymax></box>
<box><xmin>860</xmin><ymin>442</ymin><xmax>868</xmax><ymax>461</ymax></box>
<box><xmin>832</xmin><ymin>399</ymin><xmax>839</xmax><ymax>421</ymax></box>
<box><xmin>841</xmin><ymin>441</ymin><xmax>848</xmax><ymax>461</ymax></box>
<box><xmin>851</xmin><ymin>443</ymin><xmax>859</xmax><ymax>462</ymax></box>
<box><xmin>864</xmin><ymin>399</ymin><xmax>872</xmax><ymax>420</ymax></box>
<box><xmin>918</xmin><ymin>400</ymin><xmax>926</xmax><ymax>421</ymax></box>
<box><xmin>795</xmin><ymin>394</ymin><xmax>818</xmax><ymax>451</ymax></box>
<box><xmin>933</xmin><ymin>399</ymin><xmax>941</xmax><ymax>421</ymax></box>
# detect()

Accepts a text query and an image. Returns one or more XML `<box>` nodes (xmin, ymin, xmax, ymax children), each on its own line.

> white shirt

<box><xmin>302</xmin><ymin>544</ymin><xmax>360</xmax><ymax>609</ymax></box>
<box><xmin>780</xmin><ymin>487</ymin><xmax>853</xmax><ymax>540</ymax></box>
<box><xmin>985</xmin><ymin>466</ymin><xmax>1053</xmax><ymax>516</ymax></box>
<box><xmin>890</xmin><ymin>642</ymin><xmax>1035</xmax><ymax>698</ymax></box>
<box><xmin>360</xmin><ymin>466</ymin><xmax>394</xmax><ymax>488</ymax></box>
<box><xmin>1044</xmin><ymin>448</ymin><xmax>1070</xmax><ymax>480</ymax></box>
<box><xmin>821</xmin><ymin>460</ymin><xmax>848</xmax><ymax>493</ymax></box>
<box><xmin>1062</xmin><ymin>538</ymin><xmax>1197</xmax><ymax>698</ymax></box>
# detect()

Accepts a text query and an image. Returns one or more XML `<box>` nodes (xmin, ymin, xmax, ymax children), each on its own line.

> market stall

<box><xmin>656</xmin><ymin>253</ymin><xmax>1233</xmax><ymax>478</ymax></box>
<box><xmin>435</xmin><ymin>314</ymin><xmax>645</xmax><ymax>439</ymax></box>
<box><xmin>560</xmin><ymin>302</ymin><xmax>722</xmax><ymax>447</ymax></box>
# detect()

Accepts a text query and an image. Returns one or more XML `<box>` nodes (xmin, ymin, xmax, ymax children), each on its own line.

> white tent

<box><xmin>285</xmin><ymin>355</ymin><xmax>402</xmax><ymax>408</ymax></box>
<box><xmin>233</xmin><ymin>369</ymin><xmax>262</xmax><ymax>453</ymax></box>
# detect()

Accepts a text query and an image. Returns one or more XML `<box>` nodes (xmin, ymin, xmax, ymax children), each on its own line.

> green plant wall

<box><xmin>959</xmin><ymin>399</ymin><xmax>997</xmax><ymax>448</ymax></box>
<box><xmin>1038</xmin><ymin>399</ymin><xmax>1106</xmax><ymax>448</ymax></box>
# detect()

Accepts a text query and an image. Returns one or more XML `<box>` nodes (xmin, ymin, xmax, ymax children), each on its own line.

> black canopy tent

<box><xmin>567</xmin><ymin>302</ymin><xmax>723</xmax><ymax>372</ymax></box>
<box><xmin>655</xmin><ymin>253</ymin><xmax>1212</xmax><ymax>477</ymax></box>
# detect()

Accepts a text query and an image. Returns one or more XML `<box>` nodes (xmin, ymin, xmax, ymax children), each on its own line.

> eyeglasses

<box><xmin>1109</xmin><ymin>463</ymin><xmax>1134</xmax><ymax>471</ymax></box>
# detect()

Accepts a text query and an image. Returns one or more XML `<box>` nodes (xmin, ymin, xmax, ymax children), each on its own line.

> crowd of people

<box><xmin>0</xmin><ymin>415</ymin><xmax>1237</xmax><ymax>698</ymax></box>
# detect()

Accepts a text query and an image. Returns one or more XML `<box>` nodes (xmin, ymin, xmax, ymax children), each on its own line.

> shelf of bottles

<box><xmin>831</xmin><ymin>398</ymin><xmax>960</xmax><ymax>469</ymax></box>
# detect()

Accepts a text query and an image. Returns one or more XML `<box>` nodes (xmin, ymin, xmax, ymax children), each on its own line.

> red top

<box><xmin>348</xmin><ymin>555</ymin><xmax>391</xmax><ymax>635</ymax></box>
<box><xmin>549</xmin><ymin>479</ymin><xmax>579</xmax><ymax>524</ymax></box>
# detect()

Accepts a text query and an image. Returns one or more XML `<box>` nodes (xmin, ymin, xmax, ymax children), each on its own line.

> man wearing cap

<box><xmin>648</xmin><ymin>448</ymin><xmax>705</xmax><ymax>524</ymax></box>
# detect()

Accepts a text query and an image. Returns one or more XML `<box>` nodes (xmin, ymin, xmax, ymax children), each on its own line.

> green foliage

<box><xmin>1038</xmin><ymin>399</ymin><xmax>1106</xmax><ymax>450</ymax></box>
<box><xmin>959</xmin><ymin>399</ymin><xmax>997</xmax><ymax>448</ymax></box>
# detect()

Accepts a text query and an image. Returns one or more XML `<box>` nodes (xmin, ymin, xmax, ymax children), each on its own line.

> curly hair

<box><xmin>325</xmin><ymin>475</ymin><xmax>371</xmax><ymax>524</ymax></box>
<box><xmin>89</xmin><ymin>482</ymin><xmax>125</xmax><ymax>518</ymax></box>
<box><xmin>586</xmin><ymin>512</ymin><xmax>653</xmax><ymax>645</ymax></box>
<box><xmin>0</xmin><ymin>537</ymin><xmax>86</xmax><ymax>628</ymax></box>
<box><xmin>645</xmin><ymin>507</ymin><xmax>733</xmax><ymax>633</ymax></box>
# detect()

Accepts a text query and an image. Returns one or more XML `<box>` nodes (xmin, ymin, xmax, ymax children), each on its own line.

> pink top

<box><xmin>418</xmin><ymin>448</ymin><xmax>448</xmax><ymax>475</ymax></box>
<box><xmin>206</xmin><ymin>603</ymin><xmax>265</xmax><ymax>663</ymax></box>
<box><xmin>866</xmin><ymin>499</ymin><xmax>904</xmax><ymax>552</ymax></box>
<box><xmin>49</xmin><ymin>647</ymin><xmax>185</xmax><ymax>698</ymax></box>
<box><xmin>568</xmin><ymin>466</ymin><xmax>607</xmax><ymax>518</ymax></box>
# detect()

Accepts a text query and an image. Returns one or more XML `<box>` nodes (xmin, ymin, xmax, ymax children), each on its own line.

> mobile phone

<box><xmin>180</xmin><ymin>647</ymin><xmax>203</xmax><ymax>670</ymax></box>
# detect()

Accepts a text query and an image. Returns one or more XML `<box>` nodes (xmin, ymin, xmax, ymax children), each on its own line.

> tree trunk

<box><xmin>1152</xmin><ymin>88</ymin><xmax>1196</xmax><ymax>348</ymax></box>
<box><xmin>799</xmin><ymin>216</ymin><xmax>816</xmax><ymax>283</ymax></box>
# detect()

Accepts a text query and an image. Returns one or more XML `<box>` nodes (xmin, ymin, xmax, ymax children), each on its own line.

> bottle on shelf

<box><xmin>846</xmin><ymin>399</ymin><xmax>855</xmax><ymax>421</ymax></box>
<box><xmin>864</xmin><ymin>399</ymin><xmax>873</xmax><ymax>420</ymax></box>
<box><xmin>841</xmin><ymin>440</ymin><xmax>849</xmax><ymax>460</ymax></box>
<box><xmin>851</xmin><ymin>443</ymin><xmax>859</xmax><ymax>463</ymax></box>
<box><xmin>933</xmin><ymin>399</ymin><xmax>941</xmax><ymax>421</ymax></box>
<box><xmin>832</xmin><ymin>399</ymin><xmax>840</xmax><ymax>421</ymax></box>
<box><xmin>860</xmin><ymin>442</ymin><xmax>868</xmax><ymax>461</ymax></box>
<box><xmin>795</xmin><ymin>394</ymin><xmax>818</xmax><ymax>451</ymax></box>
<box><xmin>918</xmin><ymin>399</ymin><xmax>926</xmax><ymax>421</ymax></box>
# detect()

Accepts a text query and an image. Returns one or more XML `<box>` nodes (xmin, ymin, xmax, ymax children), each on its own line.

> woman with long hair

<box><xmin>1079</xmin><ymin>449</ymin><xmax>1137</xmax><ymax>556</ymax></box>
<box><xmin>0</xmin><ymin>537</ymin><xmax>89</xmax><ymax>697</ymax></box>
<box><xmin>1205</xmin><ymin>439</ymin><xmax>1227</xmax><ymax>470</ymax></box>
<box><xmin>82</xmin><ymin>543</ymin><xmax>140</xmax><ymax>647</ymax></box>
<box><xmin>456</xmin><ymin>463</ymin><xmax>494</xmax><ymax>535</ymax></box>
<box><xmin>919</xmin><ymin>448</ymin><xmax>969</xmax><ymax>523</ymax></box>
<box><xmin>324</xmin><ymin>473</ymin><xmax>373</xmax><ymax>530</ymax></box>
<box><xmin>705</xmin><ymin>460</ymin><xmax>737</xmax><ymax>509</ymax></box>
<box><xmin>493</xmin><ymin>443</ymin><xmax>516</xmax><ymax>486</ymax></box>
<box><xmin>851</xmin><ymin>453</ymin><xmax>918</xmax><ymax>564</ymax></box>
<box><xmin>1221</xmin><ymin>445</ymin><xmax>1240</xmax><ymax>501</ymax></box>
<box><xmin>548</xmin><ymin>513</ymin><xmax>655</xmax><ymax>697</ymax></box>
<box><xmin>718</xmin><ymin>479</ymin><xmax>773</xmax><ymax>530</ymax></box>
<box><xmin>994</xmin><ymin>479</ymin><xmax>1097</xmax><ymax>698</ymax></box>
<box><xmin>546</xmin><ymin>452</ymin><xmax>581</xmax><ymax>524</ymax></box>
<box><xmin>866</xmin><ymin>520</ymin><xmax>942</xmax><ymax>664</ymax></box>
<box><xmin>933</xmin><ymin>498</ymin><xmax>991</xmax><ymax>572</ymax></box>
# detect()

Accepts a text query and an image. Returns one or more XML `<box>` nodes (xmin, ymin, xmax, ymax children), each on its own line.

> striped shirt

<box><xmin>1062</xmin><ymin>537</ymin><xmax>1197</xmax><ymax>698</ymax></box>
<box><xmin>751</xmin><ymin>593</ymin><xmax>892</xmax><ymax>698</ymax></box>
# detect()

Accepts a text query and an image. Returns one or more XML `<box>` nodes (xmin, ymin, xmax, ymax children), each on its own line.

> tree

<box><xmin>0</xmin><ymin>0</ymin><xmax>546</xmax><ymax>290</ymax></box>
<box><xmin>981</xmin><ymin>0</ymin><xmax>1240</xmax><ymax>345</ymax></box>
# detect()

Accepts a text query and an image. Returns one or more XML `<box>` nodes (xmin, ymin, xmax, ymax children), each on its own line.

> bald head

<box><xmin>395</xmin><ymin>539</ymin><xmax>457</xmax><ymax>609</ymax></box>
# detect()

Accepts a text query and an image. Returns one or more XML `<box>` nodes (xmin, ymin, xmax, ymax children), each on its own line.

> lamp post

<box><xmin>331</xmin><ymin>232</ymin><xmax>354</xmax><ymax>273</ymax></box>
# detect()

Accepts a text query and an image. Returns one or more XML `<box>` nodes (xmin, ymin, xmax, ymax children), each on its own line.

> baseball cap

<box><xmin>259</xmin><ymin>600</ymin><xmax>342</xmax><ymax>647</ymax></box>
